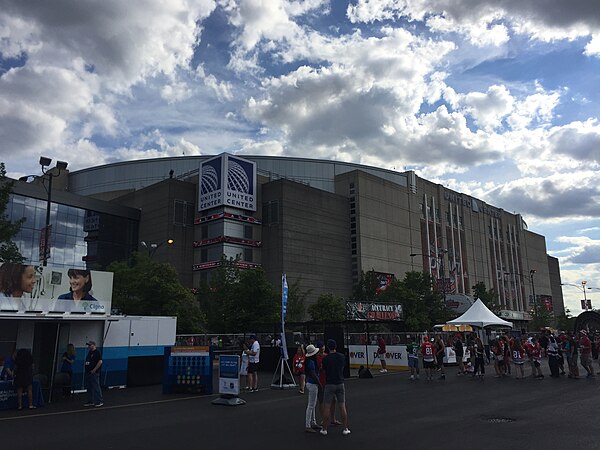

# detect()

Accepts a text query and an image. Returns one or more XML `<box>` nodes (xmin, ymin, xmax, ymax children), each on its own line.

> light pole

<box><xmin>39</xmin><ymin>156</ymin><xmax>68</xmax><ymax>266</ymax></box>
<box><xmin>141</xmin><ymin>239</ymin><xmax>174</xmax><ymax>258</ymax></box>
<box><xmin>561</xmin><ymin>282</ymin><xmax>593</xmax><ymax>311</ymax></box>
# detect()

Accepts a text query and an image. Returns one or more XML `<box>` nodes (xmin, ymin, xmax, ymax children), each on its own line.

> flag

<box><xmin>280</xmin><ymin>274</ymin><xmax>289</xmax><ymax>360</ymax></box>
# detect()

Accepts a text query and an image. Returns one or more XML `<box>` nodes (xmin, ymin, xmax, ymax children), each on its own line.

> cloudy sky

<box><xmin>1</xmin><ymin>0</ymin><xmax>599</xmax><ymax>312</ymax></box>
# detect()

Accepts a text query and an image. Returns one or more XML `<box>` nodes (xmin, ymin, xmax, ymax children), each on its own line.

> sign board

<box><xmin>218</xmin><ymin>354</ymin><xmax>240</xmax><ymax>395</ymax></box>
<box><xmin>346</xmin><ymin>302</ymin><xmax>403</xmax><ymax>321</ymax></box>
<box><xmin>199</xmin><ymin>153</ymin><xmax>257</xmax><ymax>212</ymax></box>
<box><xmin>581</xmin><ymin>299</ymin><xmax>592</xmax><ymax>310</ymax></box>
<box><xmin>0</xmin><ymin>263</ymin><xmax>113</xmax><ymax>314</ymax></box>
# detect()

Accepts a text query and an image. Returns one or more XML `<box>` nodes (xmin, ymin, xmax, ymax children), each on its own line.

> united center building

<box><xmin>8</xmin><ymin>153</ymin><xmax>564</xmax><ymax>327</ymax></box>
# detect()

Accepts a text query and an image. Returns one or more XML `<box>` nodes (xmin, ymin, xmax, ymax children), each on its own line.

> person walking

<box><xmin>511</xmin><ymin>338</ymin><xmax>526</xmax><ymax>379</ymax></box>
<box><xmin>566</xmin><ymin>332</ymin><xmax>580</xmax><ymax>379</ymax></box>
<box><xmin>304</xmin><ymin>344</ymin><xmax>321</xmax><ymax>433</ymax></box>
<box><xmin>529</xmin><ymin>337</ymin><xmax>544</xmax><ymax>379</ymax></box>
<box><xmin>293</xmin><ymin>345</ymin><xmax>306</xmax><ymax>394</ymax></box>
<box><xmin>14</xmin><ymin>348</ymin><xmax>34</xmax><ymax>410</ymax></box>
<box><xmin>453</xmin><ymin>334</ymin><xmax>464</xmax><ymax>375</ymax></box>
<box><xmin>578</xmin><ymin>331</ymin><xmax>594</xmax><ymax>378</ymax></box>
<box><xmin>84</xmin><ymin>341</ymin><xmax>103</xmax><ymax>407</ymax></box>
<box><xmin>473</xmin><ymin>336</ymin><xmax>485</xmax><ymax>380</ymax></box>
<box><xmin>547</xmin><ymin>334</ymin><xmax>560</xmax><ymax>378</ymax></box>
<box><xmin>406</xmin><ymin>336</ymin><xmax>420</xmax><ymax>380</ymax></box>
<box><xmin>434</xmin><ymin>335</ymin><xmax>445</xmax><ymax>380</ymax></box>
<box><xmin>377</xmin><ymin>335</ymin><xmax>387</xmax><ymax>373</ymax></box>
<box><xmin>421</xmin><ymin>336</ymin><xmax>435</xmax><ymax>381</ymax></box>
<box><xmin>320</xmin><ymin>340</ymin><xmax>350</xmax><ymax>437</ymax></box>
<box><xmin>60</xmin><ymin>343</ymin><xmax>76</xmax><ymax>397</ymax></box>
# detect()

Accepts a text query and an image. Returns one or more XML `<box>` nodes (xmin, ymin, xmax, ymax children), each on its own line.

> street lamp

<box><xmin>529</xmin><ymin>269</ymin><xmax>536</xmax><ymax>306</ymax></box>
<box><xmin>39</xmin><ymin>156</ymin><xmax>68</xmax><ymax>266</ymax></box>
<box><xmin>141</xmin><ymin>239</ymin><xmax>174</xmax><ymax>258</ymax></box>
<box><xmin>561</xmin><ymin>282</ymin><xmax>593</xmax><ymax>311</ymax></box>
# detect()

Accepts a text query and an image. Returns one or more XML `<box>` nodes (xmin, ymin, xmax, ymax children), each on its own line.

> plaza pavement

<box><xmin>1</xmin><ymin>361</ymin><xmax>599</xmax><ymax>450</ymax></box>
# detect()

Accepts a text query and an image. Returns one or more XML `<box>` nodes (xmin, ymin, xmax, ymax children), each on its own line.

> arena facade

<box><xmin>8</xmin><ymin>154</ymin><xmax>564</xmax><ymax>326</ymax></box>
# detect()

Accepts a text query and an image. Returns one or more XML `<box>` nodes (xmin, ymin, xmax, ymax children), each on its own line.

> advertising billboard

<box><xmin>346</xmin><ymin>302</ymin><xmax>404</xmax><ymax>321</ymax></box>
<box><xmin>199</xmin><ymin>153</ymin><xmax>257</xmax><ymax>212</ymax></box>
<box><xmin>0</xmin><ymin>263</ymin><xmax>113</xmax><ymax>314</ymax></box>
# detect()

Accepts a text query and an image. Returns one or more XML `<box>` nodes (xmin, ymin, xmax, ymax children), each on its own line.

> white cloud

<box><xmin>0</xmin><ymin>0</ymin><xmax>216</xmax><ymax>168</ymax></box>
<box><xmin>461</xmin><ymin>85</ymin><xmax>514</xmax><ymax>130</ymax></box>
<box><xmin>584</xmin><ymin>34</ymin><xmax>600</xmax><ymax>56</ymax></box>
<box><xmin>161</xmin><ymin>82</ymin><xmax>193</xmax><ymax>104</ymax></box>
<box><xmin>347</xmin><ymin>0</ymin><xmax>600</xmax><ymax>49</ymax></box>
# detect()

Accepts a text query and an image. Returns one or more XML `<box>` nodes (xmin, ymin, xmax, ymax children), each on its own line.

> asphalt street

<box><xmin>1</xmin><ymin>362</ymin><xmax>599</xmax><ymax>450</ymax></box>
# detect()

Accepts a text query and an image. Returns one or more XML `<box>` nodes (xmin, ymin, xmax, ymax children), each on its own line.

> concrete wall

<box><xmin>261</xmin><ymin>179</ymin><xmax>352</xmax><ymax>315</ymax></box>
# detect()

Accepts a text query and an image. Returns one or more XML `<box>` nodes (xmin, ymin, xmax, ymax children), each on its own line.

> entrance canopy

<box><xmin>446</xmin><ymin>299</ymin><xmax>513</xmax><ymax>329</ymax></box>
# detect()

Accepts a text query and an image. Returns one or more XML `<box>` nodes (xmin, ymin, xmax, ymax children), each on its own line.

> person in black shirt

<box><xmin>14</xmin><ymin>348</ymin><xmax>34</xmax><ymax>410</ymax></box>
<box><xmin>84</xmin><ymin>341</ymin><xmax>103</xmax><ymax>407</ymax></box>
<box><xmin>320</xmin><ymin>339</ymin><xmax>350</xmax><ymax>437</ymax></box>
<box><xmin>454</xmin><ymin>334</ymin><xmax>465</xmax><ymax>375</ymax></box>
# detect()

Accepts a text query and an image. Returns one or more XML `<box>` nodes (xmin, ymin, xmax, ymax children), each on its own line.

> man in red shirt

<box><xmin>578</xmin><ymin>331</ymin><xmax>595</xmax><ymax>378</ymax></box>
<box><xmin>421</xmin><ymin>336</ymin><xmax>435</xmax><ymax>381</ymax></box>
<box><xmin>377</xmin><ymin>336</ymin><xmax>387</xmax><ymax>373</ymax></box>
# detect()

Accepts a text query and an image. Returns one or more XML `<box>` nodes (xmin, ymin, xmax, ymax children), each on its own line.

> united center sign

<box><xmin>199</xmin><ymin>153</ymin><xmax>257</xmax><ymax>212</ymax></box>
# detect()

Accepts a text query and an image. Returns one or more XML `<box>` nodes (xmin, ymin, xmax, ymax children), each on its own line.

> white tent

<box><xmin>446</xmin><ymin>298</ymin><xmax>513</xmax><ymax>329</ymax></box>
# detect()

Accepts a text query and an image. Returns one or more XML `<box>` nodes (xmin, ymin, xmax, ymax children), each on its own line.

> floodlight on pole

<box><xmin>39</xmin><ymin>156</ymin><xmax>68</xmax><ymax>266</ymax></box>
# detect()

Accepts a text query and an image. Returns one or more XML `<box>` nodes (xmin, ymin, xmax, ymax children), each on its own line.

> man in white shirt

<box><xmin>244</xmin><ymin>335</ymin><xmax>260</xmax><ymax>392</ymax></box>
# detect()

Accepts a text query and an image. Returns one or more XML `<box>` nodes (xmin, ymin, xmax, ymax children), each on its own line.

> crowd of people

<box><xmin>407</xmin><ymin>329</ymin><xmax>600</xmax><ymax>381</ymax></box>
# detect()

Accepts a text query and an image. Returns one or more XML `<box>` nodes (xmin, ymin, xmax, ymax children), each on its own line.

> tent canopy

<box><xmin>446</xmin><ymin>298</ymin><xmax>513</xmax><ymax>329</ymax></box>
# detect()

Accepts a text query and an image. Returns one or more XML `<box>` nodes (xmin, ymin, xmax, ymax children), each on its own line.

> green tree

<box><xmin>352</xmin><ymin>270</ymin><xmax>381</xmax><ymax>302</ymax></box>
<box><xmin>285</xmin><ymin>277</ymin><xmax>311</xmax><ymax>322</ymax></box>
<box><xmin>529</xmin><ymin>302</ymin><xmax>554</xmax><ymax>331</ymax></box>
<box><xmin>554</xmin><ymin>308</ymin><xmax>576</xmax><ymax>332</ymax></box>
<box><xmin>308</xmin><ymin>293</ymin><xmax>346</xmax><ymax>322</ymax></box>
<box><xmin>197</xmin><ymin>257</ymin><xmax>279</xmax><ymax>332</ymax></box>
<box><xmin>107</xmin><ymin>252</ymin><xmax>205</xmax><ymax>333</ymax></box>
<box><xmin>472</xmin><ymin>281</ymin><xmax>500</xmax><ymax>315</ymax></box>
<box><xmin>0</xmin><ymin>162</ymin><xmax>25</xmax><ymax>263</ymax></box>
<box><xmin>395</xmin><ymin>271</ymin><xmax>446</xmax><ymax>330</ymax></box>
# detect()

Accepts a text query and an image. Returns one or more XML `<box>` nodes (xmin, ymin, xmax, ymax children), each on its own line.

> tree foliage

<box><xmin>554</xmin><ymin>308</ymin><xmax>576</xmax><ymax>332</ymax></box>
<box><xmin>197</xmin><ymin>257</ymin><xmax>279</xmax><ymax>332</ymax></box>
<box><xmin>350</xmin><ymin>270</ymin><xmax>448</xmax><ymax>330</ymax></box>
<box><xmin>472</xmin><ymin>281</ymin><xmax>500</xmax><ymax>315</ymax></box>
<box><xmin>351</xmin><ymin>270</ymin><xmax>381</xmax><ymax>303</ymax></box>
<box><xmin>107</xmin><ymin>252</ymin><xmax>205</xmax><ymax>333</ymax></box>
<box><xmin>378</xmin><ymin>271</ymin><xmax>448</xmax><ymax>330</ymax></box>
<box><xmin>307</xmin><ymin>293</ymin><xmax>346</xmax><ymax>322</ymax></box>
<box><xmin>0</xmin><ymin>163</ymin><xmax>24</xmax><ymax>263</ymax></box>
<box><xmin>529</xmin><ymin>302</ymin><xmax>555</xmax><ymax>331</ymax></box>
<box><xmin>285</xmin><ymin>277</ymin><xmax>311</xmax><ymax>322</ymax></box>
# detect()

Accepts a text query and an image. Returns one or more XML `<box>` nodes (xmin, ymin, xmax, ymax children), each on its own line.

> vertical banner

<box><xmin>280</xmin><ymin>273</ymin><xmax>289</xmax><ymax>360</ymax></box>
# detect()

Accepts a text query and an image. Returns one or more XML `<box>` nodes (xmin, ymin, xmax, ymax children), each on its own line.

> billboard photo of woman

<box><xmin>58</xmin><ymin>269</ymin><xmax>97</xmax><ymax>301</ymax></box>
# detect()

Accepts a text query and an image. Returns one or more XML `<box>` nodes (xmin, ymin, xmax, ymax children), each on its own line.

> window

<box><xmin>244</xmin><ymin>225</ymin><xmax>253</xmax><ymax>239</ymax></box>
<box><xmin>262</xmin><ymin>200</ymin><xmax>280</xmax><ymax>225</ymax></box>
<box><xmin>174</xmin><ymin>200</ymin><xmax>194</xmax><ymax>226</ymax></box>
<box><xmin>243</xmin><ymin>248</ymin><xmax>253</xmax><ymax>262</ymax></box>
<box><xmin>201</xmin><ymin>225</ymin><xmax>208</xmax><ymax>239</ymax></box>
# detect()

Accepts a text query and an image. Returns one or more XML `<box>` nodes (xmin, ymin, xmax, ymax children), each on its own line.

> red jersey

<box><xmin>316</xmin><ymin>353</ymin><xmax>326</xmax><ymax>385</ymax></box>
<box><xmin>421</xmin><ymin>342</ymin><xmax>435</xmax><ymax>362</ymax></box>
<box><xmin>530</xmin><ymin>343</ymin><xmax>541</xmax><ymax>360</ymax></box>
<box><xmin>293</xmin><ymin>354</ymin><xmax>305</xmax><ymax>375</ymax></box>
<box><xmin>377</xmin><ymin>337</ymin><xmax>386</xmax><ymax>354</ymax></box>
<box><xmin>580</xmin><ymin>336</ymin><xmax>592</xmax><ymax>355</ymax></box>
